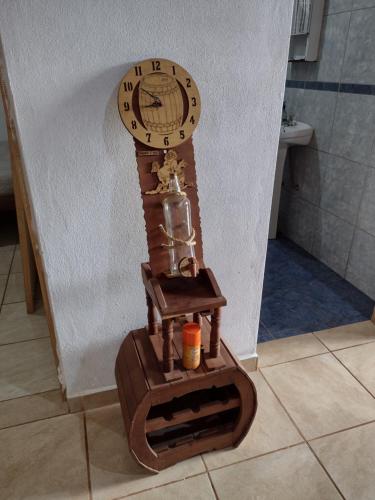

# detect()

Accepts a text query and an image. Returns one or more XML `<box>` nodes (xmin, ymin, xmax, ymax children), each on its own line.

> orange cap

<box><xmin>183</xmin><ymin>322</ymin><xmax>201</xmax><ymax>347</ymax></box>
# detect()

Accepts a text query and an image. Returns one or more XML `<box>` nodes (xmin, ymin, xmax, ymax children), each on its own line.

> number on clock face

<box><xmin>117</xmin><ymin>58</ymin><xmax>201</xmax><ymax>148</ymax></box>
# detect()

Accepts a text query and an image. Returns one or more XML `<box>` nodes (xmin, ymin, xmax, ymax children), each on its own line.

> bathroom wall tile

<box><xmin>358</xmin><ymin>167</ymin><xmax>375</xmax><ymax>236</ymax></box>
<box><xmin>311</xmin><ymin>209</ymin><xmax>354</xmax><ymax>276</ymax></box>
<box><xmin>320</xmin><ymin>154</ymin><xmax>367</xmax><ymax>224</ymax></box>
<box><xmin>325</xmin><ymin>0</ymin><xmax>353</xmax><ymax>14</ymax></box>
<box><xmin>342</xmin><ymin>8</ymin><xmax>375</xmax><ymax>84</ymax></box>
<box><xmin>287</xmin><ymin>146</ymin><xmax>327</xmax><ymax>205</ymax></box>
<box><xmin>352</xmin><ymin>0</ymin><xmax>375</xmax><ymax>6</ymax></box>
<box><xmin>346</xmin><ymin>229</ymin><xmax>375</xmax><ymax>300</ymax></box>
<box><xmin>314</xmin><ymin>12</ymin><xmax>351</xmax><ymax>82</ymax></box>
<box><xmin>278</xmin><ymin>195</ymin><xmax>318</xmax><ymax>253</ymax></box>
<box><xmin>283</xmin><ymin>87</ymin><xmax>304</xmax><ymax>118</ymax></box>
<box><xmin>297</xmin><ymin>89</ymin><xmax>338</xmax><ymax>151</ymax></box>
<box><xmin>330</xmin><ymin>93</ymin><xmax>375</xmax><ymax>166</ymax></box>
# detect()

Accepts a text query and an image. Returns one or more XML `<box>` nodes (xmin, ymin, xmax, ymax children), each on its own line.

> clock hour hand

<box><xmin>141</xmin><ymin>88</ymin><xmax>161</xmax><ymax>105</ymax></box>
<box><xmin>143</xmin><ymin>102</ymin><xmax>162</xmax><ymax>108</ymax></box>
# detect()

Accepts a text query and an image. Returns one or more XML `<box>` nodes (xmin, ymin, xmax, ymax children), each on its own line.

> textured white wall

<box><xmin>0</xmin><ymin>0</ymin><xmax>293</xmax><ymax>397</ymax></box>
<box><xmin>0</xmin><ymin>104</ymin><xmax>6</xmax><ymax>141</ymax></box>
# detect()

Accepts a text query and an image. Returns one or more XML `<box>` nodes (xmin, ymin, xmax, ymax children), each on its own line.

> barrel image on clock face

<box><xmin>139</xmin><ymin>73</ymin><xmax>184</xmax><ymax>134</ymax></box>
<box><xmin>118</xmin><ymin>59</ymin><xmax>201</xmax><ymax>149</ymax></box>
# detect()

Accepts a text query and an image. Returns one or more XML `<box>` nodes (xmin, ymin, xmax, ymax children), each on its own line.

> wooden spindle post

<box><xmin>162</xmin><ymin>318</ymin><xmax>174</xmax><ymax>372</ymax></box>
<box><xmin>193</xmin><ymin>312</ymin><xmax>202</xmax><ymax>327</ymax></box>
<box><xmin>210</xmin><ymin>308</ymin><xmax>221</xmax><ymax>358</ymax></box>
<box><xmin>146</xmin><ymin>291</ymin><xmax>158</xmax><ymax>335</ymax></box>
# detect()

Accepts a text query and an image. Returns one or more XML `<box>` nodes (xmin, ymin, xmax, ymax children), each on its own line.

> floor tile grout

<box><xmin>0</xmin><ymin>245</ymin><xmax>16</xmax><ymax>310</ymax></box>
<box><xmin>83</xmin><ymin>413</ymin><xmax>93</xmax><ymax>500</ymax></box>
<box><xmin>307</xmin><ymin>418</ymin><xmax>375</xmax><ymax>444</ymax></box>
<box><xmin>0</xmin><ymin>335</ymin><xmax>50</xmax><ymax>348</ymax></box>
<box><xmin>305</xmin><ymin>441</ymin><xmax>346</xmax><ymax>499</ymax></box>
<box><xmin>114</xmin><ymin>472</ymin><xmax>210</xmax><ymax>499</ymax></box>
<box><xmin>330</xmin><ymin>350</ymin><xmax>375</xmax><ymax>400</ymax></box>
<box><xmin>0</xmin><ymin>387</ymin><xmax>64</xmax><ymax>405</ymax></box>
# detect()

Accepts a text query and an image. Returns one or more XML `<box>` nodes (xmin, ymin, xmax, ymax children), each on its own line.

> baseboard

<box><xmin>67</xmin><ymin>387</ymin><xmax>119</xmax><ymax>413</ymax></box>
<box><xmin>239</xmin><ymin>352</ymin><xmax>258</xmax><ymax>372</ymax></box>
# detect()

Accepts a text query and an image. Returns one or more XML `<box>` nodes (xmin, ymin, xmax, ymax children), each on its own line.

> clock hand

<box><xmin>143</xmin><ymin>102</ymin><xmax>162</xmax><ymax>108</ymax></box>
<box><xmin>141</xmin><ymin>88</ymin><xmax>161</xmax><ymax>104</ymax></box>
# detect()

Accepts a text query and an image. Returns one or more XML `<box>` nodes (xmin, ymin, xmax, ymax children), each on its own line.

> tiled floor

<box><xmin>1</xmin><ymin>320</ymin><xmax>375</xmax><ymax>499</ymax></box>
<box><xmin>259</xmin><ymin>236</ymin><xmax>375</xmax><ymax>342</ymax></box>
<box><xmin>2</xmin><ymin>214</ymin><xmax>375</xmax><ymax>498</ymax></box>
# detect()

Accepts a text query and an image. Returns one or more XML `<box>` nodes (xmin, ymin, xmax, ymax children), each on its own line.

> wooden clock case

<box><xmin>115</xmin><ymin>61</ymin><xmax>257</xmax><ymax>472</ymax></box>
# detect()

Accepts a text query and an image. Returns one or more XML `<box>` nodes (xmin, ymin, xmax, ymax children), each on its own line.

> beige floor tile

<box><xmin>127</xmin><ymin>474</ymin><xmax>216</xmax><ymax>499</ymax></box>
<box><xmin>0</xmin><ymin>244</ymin><xmax>14</xmax><ymax>275</ymax></box>
<box><xmin>3</xmin><ymin>272</ymin><xmax>25</xmax><ymax>304</ymax></box>
<box><xmin>0</xmin><ymin>301</ymin><xmax>49</xmax><ymax>345</ymax></box>
<box><xmin>334</xmin><ymin>342</ymin><xmax>375</xmax><ymax>397</ymax></box>
<box><xmin>86</xmin><ymin>404</ymin><xmax>206</xmax><ymax>500</ymax></box>
<box><xmin>257</xmin><ymin>333</ymin><xmax>327</xmax><ymax>367</ymax></box>
<box><xmin>0</xmin><ymin>389</ymin><xmax>68</xmax><ymax>429</ymax></box>
<box><xmin>10</xmin><ymin>245</ymin><xmax>22</xmax><ymax>273</ymax></box>
<box><xmin>0</xmin><ymin>275</ymin><xmax>7</xmax><ymax>302</ymax></box>
<box><xmin>310</xmin><ymin>421</ymin><xmax>375</xmax><ymax>500</ymax></box>
<box><xmin>0</xmin><ymin>413</ymin><xmax>89</xmax><ymax>499</ymax></box>
<box><xmin>314</xmin><ymin>321</ymin><xmax>375</xmax><ymax>351</ymax></box>
<box><xmin>203</xmin><ymin>371</ymin><xmax>302</xmax><ymax>470</ymax></box>
<box><xmin>261</xmin><ymin>353</ymin><xmax>375</xmax><ymax>440</ymax></box>
<box><xmin>210</xmin><ymin>443</ymin><xmax>341</xmax><ymax>500</ymax></box>
<box><xmin>0</xmin><ymin>337</ymin><xmax>60</xmax><ymax>401</ymax></box>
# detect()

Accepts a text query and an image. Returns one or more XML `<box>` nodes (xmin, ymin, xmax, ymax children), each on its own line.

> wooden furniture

<box><xmin>116</xmin><ymin>318</ymin><xmax>257</xmax><ymax>472</ymax></box>
<box><xmin>115</xmin><ymin>58</ymin><xmax>257</xmax><ymax>472</ymax></box>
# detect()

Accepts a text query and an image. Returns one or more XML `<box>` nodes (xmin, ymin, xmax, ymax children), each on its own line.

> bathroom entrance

<box><xmin>260</xmin><ymin>0</ymin><xmax>375</xmax><ymax>343</ymax></box>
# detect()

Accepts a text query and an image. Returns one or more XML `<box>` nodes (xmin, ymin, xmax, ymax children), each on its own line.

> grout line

<box><xmin>330</xmin><ymin>338</ymin><xmax>375</xmax><ymax>352</ymax></box>
<box><xmin>202</xmin><ymin>442</ymin><xmax>304</xmax><ymax>475</ymax></box>
<box><xmin>258</xmin><ymin>369</ymin><xmax>307</xmax><ymax>440</ymax></box>
<box><xmin>305</xmin><ymin>441</ymin><xmax>345</xmax><ymax>499</ymax></box>
<box><xmin>0</xmin><ymin>387</ymin><xmax>63</xmax><ymax>404</ymax></box>
<box><xmin>115</xmin><ymin>472</ymin><xmax>209</xmax><ymax>499</ymax></box>
<box><xmin>0</xmin><ymin>245</ymin><xmax>16</xmax><ymax>309</ymax></box>
<box><xmin>308</xmin><ymin>417</ymin><xmax>375</xmax><ymax>444</ymax></box>
<box><xmin>258</xmin><ymin>350</ymin><xmax>329</xmax><ymax>369</ymax></box>
<box><xmin>0</xmin><ymin>335</ymin><xmax>50</xmax><ymax>348</ymax></box>
<box><xmin>201</xmin><ymin>450</ymin><xmax>220</xmax><ymax>500</ymax></box>
<box><xmin>0</xmin><ymin>408</ymin><xmax>80</xmax><ymax>433</ymax></box>
<box><xmin>83</xmin><ymin>414</ymin><xmax>93</xmax><ymax>500</ymax></box>
<box><xmin>330</xmin><ymin>350</ymin><xmax>375</xmax><ymax>400</ymax></box>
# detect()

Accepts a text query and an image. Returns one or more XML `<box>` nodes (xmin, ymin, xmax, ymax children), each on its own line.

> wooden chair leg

<box><xmin>210</xmin><ymin>308</ymin><xmax>221</xmax><ymax>358</ymax></box>
<box><xmin>162</xmin><ymin>318</ymin><xmax>174</xmax><ymax>372</ymax></box>
<box><xmin>146</xmin><ymin>291</ymin><xmax>158</xmax><ymax>335</ymax></box>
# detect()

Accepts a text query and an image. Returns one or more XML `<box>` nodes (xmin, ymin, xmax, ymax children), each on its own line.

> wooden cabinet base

<box><xmin>115</xmin><ymin>320</ymin><xmax>257</xmax><ymax>472</ymax></box>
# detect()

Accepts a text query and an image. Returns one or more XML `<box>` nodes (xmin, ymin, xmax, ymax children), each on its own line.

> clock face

<box><xmin>118</xmin><ymin>58</ymin><xmax>201</xmax><ymax>149</ymax></box>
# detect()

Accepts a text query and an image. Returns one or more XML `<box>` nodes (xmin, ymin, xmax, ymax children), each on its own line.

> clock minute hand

<box><xmin>141</xmin><ymin>88</ymin><xmax>161</xmax><ymax>104</ymax></box>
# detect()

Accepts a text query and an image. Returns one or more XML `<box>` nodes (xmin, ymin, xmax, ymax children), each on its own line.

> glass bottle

<box><xmin>162</xmin><ymin>174</ymin><xmax>195</xmax><ymax>276</ymax></box>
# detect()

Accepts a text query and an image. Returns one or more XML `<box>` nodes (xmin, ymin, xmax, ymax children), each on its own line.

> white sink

<box><xmin>280</xmin><ymin>121</ymin><xmax>313</xmax><ymax>146</ymax></box>
<box><xmin>269</xmin><ymin>121</ymin><xmax>314</xmax><ymax>239</ymax></box>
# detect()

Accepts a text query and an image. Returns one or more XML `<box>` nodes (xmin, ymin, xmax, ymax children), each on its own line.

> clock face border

<box><xmin>118</xmin><ymin>58</ymin><xmax>201</xmax><ymax>149</ymax></box>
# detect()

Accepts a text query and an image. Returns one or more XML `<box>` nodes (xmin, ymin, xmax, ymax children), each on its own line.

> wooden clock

<box><xmin>118</xmin><ymin>58</ymin><xmax>201</xmax><ymax>149</ymax></box>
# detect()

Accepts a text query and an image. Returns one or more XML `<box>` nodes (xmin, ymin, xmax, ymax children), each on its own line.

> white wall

<box><xmin>0</xmin><ymin>0</ymin><xmax>293</xmax><ymax>397</ymax></box>
<box><xmin>0</xmin><ymin>104</ymin><xmax>7</xmax><ymax>141</ymax></box>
